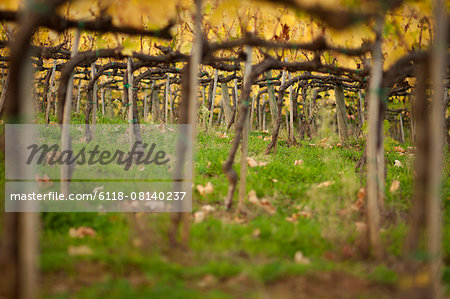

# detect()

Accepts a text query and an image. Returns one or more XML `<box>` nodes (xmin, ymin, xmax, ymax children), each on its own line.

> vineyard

<box><xmin>0</xmin><ymin>0</ymin><xmax>449</xmax><ymax>298</ymax></box>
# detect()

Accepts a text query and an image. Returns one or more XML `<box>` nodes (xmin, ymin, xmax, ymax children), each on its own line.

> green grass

<box><xmin>1</xmin><ymin>113</ymin><xmax>449</xmax><ymax>298</ymax></box>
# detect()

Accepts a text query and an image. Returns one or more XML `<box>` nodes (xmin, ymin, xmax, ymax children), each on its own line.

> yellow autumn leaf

<box><xmin>384</xmin><ymin>46</ymin><xmax>406</xmax><ymax>69</ymax></box>
<box><xmin>122</xmin><ymin>37</ymin><xmax>139</xmax><ymax>56</ymax></box>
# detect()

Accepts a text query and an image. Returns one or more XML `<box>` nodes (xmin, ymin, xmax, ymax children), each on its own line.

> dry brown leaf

<box><xmin>252</xmin><ymin>229</ymin><xmax>261</xmax><ymax>238</ymax></box>
<box><xmin>390</xmin><ymin>180</ymin><xmax>400</xmax><ymax>192</ymax></box>
<box><xmin>248</xmin><ymin>190</ymin><xmax>276</xmax><ymax>215</ymax></box>
<box><xmin>316</xmin><ymin>181</ymin><xmax>335</xmax><ymax>188</ymax></box>
<box><xmin>355</xmin><ymin>221</ymin><xmax>367</xmax><ymax>233</ymax></box>
<box><xmin>200</xmin><ymin>205</ymin><xmax>216</xmax><ymax>213</ymax></box>
<box><xmin>194</xmin><ymin>211</ymin><xmax>205</xmax><ymax>223</ymax></box>
<box><xmin>272</xmin><ymin>179</ymin><xmax>279</xmax><ymax>183</ymax></box>
<box><xmin>394</xmin><ymin>146</ymin><xmax>405</xmax><ymax>153</ymax></box>
<box><xmin>260</xmin><ymin>199</ymin><xmax>276</xmax><ymax>215</ymax></box>
<box><xmin>197</xmin><ymin>182</ymin><xmax>214</xmax><ymax>196</ymax></box>
<box><xmin>69</xmin><ymin>226</ymin><xmax>96</xmax><ymax>238</ymax></box>
<box><xmin>248</xmin><ymin>190</ymin><xmax>259</xmax><ymax>205</ymax></box>
<box><xmin>294</xmin><ymin>159</ymin><xmax>303</xmax><ymax>166</ymax></box>
<box><xmin>36</xmin><ymin>173</ymin><xmax>53</xmax><ymax>187</ymax></box>
<box><xmin>247</xmin><ymin>157</ymin><xmax>258</xmax><ymax>168</ymax></box>
<box><xmin>294</xmin><ymin>251</ymin><xmax>311</xmax><ymax>265</ymax></box>
<box><xmin>68</xmin><ymin>245</ymin><xmax>93</xmax><ymax>256</ymax></box>
<box><xmin>198</xmin><ymin>274</ymin><xmax>217</xmax><ymax>288</ymax></box>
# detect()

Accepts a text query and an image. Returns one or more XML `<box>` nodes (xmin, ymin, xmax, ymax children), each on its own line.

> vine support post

<box><xmin>335</xmin><ymin>84</ymin><xmax>349</xmax><ymax>142</ymax></box>
<box><xmin>169</xmin><ymin>0</ymin><xmax>203</xmax><ymax>248</ymax></box>
<box><xmin>399</xmin><ymin>113</ymin><xmax>404</xmax><ymax>144</ymax></box>
<box><xmin>358</xmin><ymin>90</ymin><xmax>365</xmax><ymax>130</ymax></box>
<box><xmin>427</xmin><ymin>0</ymin><xmax>447</xmax><ymax>296</ymax></box>
<box><xmin>45</xmin><ymin>61</ymin><xmax>56</xmax><ymax>124</ymax></box>
<box><xmin>266</xmin><ymin>70</ymin><xmax>277</xmax><ymax>131</ymax></box>
<box><xmin>250</xmin><ymin>93</ymin><xmax>255</xmax><ymax>131</ymax></box>
<box><xmin>221</xmin><ymin>81</ymin><xmax>232</xmax><ymax>125</ymax></box>
<box><xmin>365</xmin><ymin>15</ymin><xmax>384</xmax><ymax>259</ymax></box>
<box><xmin>208</xmin><ymin>69</ymin><xmax>218</xmax><ymax>130</ymax></box>
<box><xmin>101</xmin><ymin>87</ymin><xmax>105</xmax><ymax>115</ymax></box>
<box><xmin>289</xmin><ymin>74</ymin><xmax>294</xmax><ymax>141</ymax></box>
<box><xmin>90</xmin><ymin>63</ymin><xmax>97</xmax><ymax>138</ymax></box>
<box><xmin>262</xmin><ymin>94</ymin><xmax>266</xmax><ymax>131</ymax></box>
<box><xmin>165</xmin><ymin>72</ymin><xmax>170</xmax><ymax>123</ymax></box>
<box><xmin>0</xmin><ymin>68</ymin><xmax>9</xmax><ymax>116</ymax></box>
<box><xmin>76</xmin><ymin>78</ymin><xmax>81</xmax><ymax>114</ymax></box>
<box><xmin>127</xmin><ymin>57</ymin><xmax>134</xmax><ymax>148</ymax></box>
<box><xmin>237</xmin><ymin>46</ymin><xmax>253</xmax><ymax>211</ymax></box>
<box><xmin>61</xmin><ymin>28</ymin><xmax>80</xmax><ymax>196</ymax></box>
<box><xmin>143</xmin><ymin>89</ymin><xmax>148</xmax><ymax>122</ymax></box>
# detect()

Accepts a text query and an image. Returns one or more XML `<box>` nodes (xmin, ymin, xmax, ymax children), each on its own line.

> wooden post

<box><xmin>365</xmin><ymin>15</ymin><xmax>384</xmax><ymax>259</ymax></box>
<box><xmin>208</xmin><ymin>69</ymin><xmax>218</xmax><ymax>129</ymax></box>
<box><xmin>44</xmin><ymin>61</ymin><xmax>56</xmax><ymax>124</ymax></box>
<box><xmin>101</xmin><ymin>87</ymin><xmax>105</xmax><ymax>115</ymax></box>
<box><xmin>61</xmin><ymin>29</ymin><xmax>80</xmax><ymax>196</ymax></box>
<box><xmin>237</xmin><ymin>46</ymin><xmax>253</xmax><ymax>211</ymax></box>
<box><xmin>143</xmin><ymin>89</ymin><xmax>148</xmax><ymax>122</ymax></box>
<box><xmin>221</xmin><ymin>82</ymin><xmax>233</xmax><ymax>125</ymax></box>
<box><xmin>90</xmin><ymin>63</ymin><xmax>97</xmax><ymax>137</ymax></box>
<box><xmin>0</xmin><ymin>68</ymin><xmax>9</xmax><ymax>115</ymax></box>
<box><xmin>289</xmin><ymin>74</ymin><xmax>294</xmax><ymax>140</ymax></box>
<box><xmin>262</xmin><ymin>94</ymin><xmax>266</xmax><ymax>131</ymax></box>
<box><xmin>165</xmin><ymin>73</ymin><xmax>170</xmax><ymax>123</ymax></box>
<box><xmin>335</xmin><ymin>84</ymin><xmax>349</xmax><ymax>141</ymax></box>
<box><xmin>358</xmin><ymin>90</ymin><xmax>365</xmax><ymax>128</ymax></box>
<box><xmin>266</xmin><ymin>70</ymin><xmax>277</xmax><ymax>131</ymax></box>
<box><xmin>399</xmin><ymin>113</ymin><xmax>405</xmax><ymax>144</ymax></box>
<box><xmin>427</xmin><ymin>0</ymin><xmax>447</xmax><ymax>296</ymax></box>
<box><xmin>250</xmin><ymin>93</ymin><xmax>255</xmax><ymax>131</ymax></box>
<box><xmin>76</xmin><ymin>79</ymin><xmax>81</xmax><ymax>114</ymax></box>
<box><xmin>127</xmin><ymin>57</ymin><xmax>134</xmax><ymax>148</ymax></box>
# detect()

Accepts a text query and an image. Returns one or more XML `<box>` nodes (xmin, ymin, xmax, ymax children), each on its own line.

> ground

<box><xmin>2</xmin><ymin>115</ymin><xmax>450</xmax><ymax>298</ymax></box>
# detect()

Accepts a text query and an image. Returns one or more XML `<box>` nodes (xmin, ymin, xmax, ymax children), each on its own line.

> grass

<box><xmin>1</xmin><ymin>114</ymin><xmax>449</xmax><ymax>298</ymax></box>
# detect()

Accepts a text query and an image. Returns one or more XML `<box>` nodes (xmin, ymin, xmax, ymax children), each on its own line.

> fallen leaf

<box><xmin>248</xmin><ymin>190</ymin><xmax>260</xmax><ymax>205</ymax></box>
<box><xmin>197</xmin><ymin>182</ymin><xmax>214</xmax><ymax>196</ymax></box>
<box><xmin>247</xmin><ymin>157</ymin><xmax>258</xmax><ymax>168</ymax></box>
<box><xmin>252</xmin><ymin>229</ymin><xmax>261</xmax><ymax>238</ymax></box>
<box><xmin>394</xmin><ymin>146</ymin><xmax>405</xmax><ymax>153</ymax></box>
<box><xmin>264</xmin><ymin>136</ymin><xmax>271</xmax><ymax>141</ymax></box>
<box><xmin>248</xmin><ymin>190</ymin><xmax>276</xmax><ymax>215</ymax></box>
<box><xmin>201</xmin><ymin>205</ymin><xmax>216</xmax><ymax>212</ymax></box>
<box><xmin>68</xmin><ymin>245</ymin><xmax>93</xmax><ymax>256</ymax></box>
<box><xmin>316</xmin><ymin>181</ymin><xmax>335</xmax><ymax>188</ymax></box>
<box><xmin>294</xmin><ymin>159</ymin><xmax>303</xmax><ymax>166</ymax></box>
<box><xmin>194</xmin><ymin>211</ymin><xmax>205</xmax><ymax>223</ymax></box>
<box><xmin>35</xmin><ymin>173</ymin><xmax>53</xmax><ymax>187</ymax></box>
<box><xmin>132</xmin><ymin>238</ymin><xmax>142</xmax><ymax>247</ymax></box>
<box><xmin>272</xmin><ymin>179</ymin><xmax>279</xmax><ymax>183</ymax></box>
<box><xmin>390</xmin><ymin>180</ymin><xmax>400</xmax><ymax>192</ymax></box>
<box><xmin>260</xmin><ymin>199</ymin><xmax>276</xmax><ymax>215</ymax></box>
<box><xmin>394</xmin><ymin>160</ymin><xmax>402</xmax><ymax>167</ymax></box>
<box><xmin>69</xmin><ymin>226</ymin><xmax>96</xmax><ymax>238</ymax></box>
<box><xmin>294</xmin><ymin>251</ymin><xmax>311</xmax><ymax>265</ymax></box>
<box><xmin>355</xmin><ymin>221</ymin><xmax>367</xmax><ymax>233</ymax></box>
<box><xmin>198</xmin><ymin>274</ymin><xmax>216</xmax><ymax>288</ymax></box>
